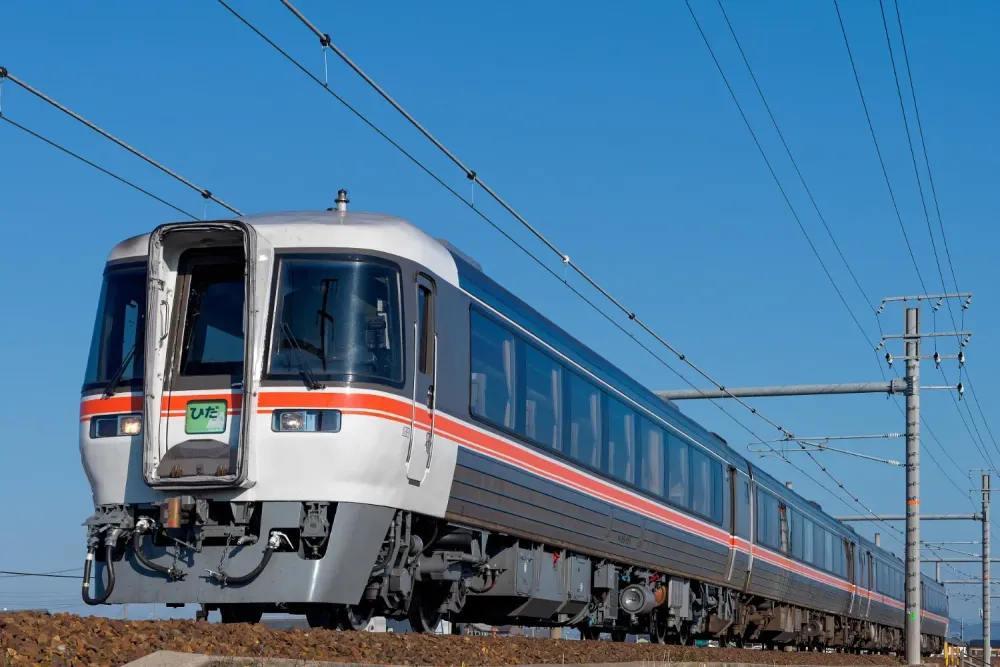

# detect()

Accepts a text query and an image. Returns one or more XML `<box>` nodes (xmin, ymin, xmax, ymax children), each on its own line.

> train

<box><xmin>78</xmin><ymin>193</ymin><xmax>947</xmax><ymax>651</ymax></box>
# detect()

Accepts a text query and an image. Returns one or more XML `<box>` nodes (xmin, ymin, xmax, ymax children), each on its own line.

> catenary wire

<box><xmin>831</xmin><ymin>0</ymin><xmax>927</xmax><ymax>295</ymax></box>
<box><xmin>274</xmin><ymin>0</ymin><xmax>807</xmax><ymax>443</ymax></box>
<box><xmin>891</xmin><ymin>0</ymin><xmax>1000</xmax><ymax>465</ymax></box>
<box><xmin>220</xmin><ymin>1</ymin><xmax>904</xmax><ymax>533</ymax></box>
<box><xmin>0</xmin><ymin>68</ymin><xmax>242</xmax><ymax>217</ymax></box>
<box><xmin>0</xmin><ymin>116</ymin><xmax>199</xmax><ymax>221</ymax></box>
<box><xmin>711</xmin><ymin>1</ymin><xmax>984</xmax><ymax>520</ymax></box>
<box><xmin>0</xmin><ymin>571</ymin><xmax>81</xmax><ymax>580</ymax></box>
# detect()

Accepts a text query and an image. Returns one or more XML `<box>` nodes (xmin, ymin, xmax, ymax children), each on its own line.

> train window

<box><xmin>607</xmin><ymin>398</ymin><xmax>635</xmax><ymax>484</ymax></box>
<box><xmin>85</xmin><ymin>265</ymin><xmax>147</xmax><ymax>389</ymax></box>
<box><xmin>641</xmin><ymin>419</ymin><xmax>665</xmax><ymax>495</ymax></box>
<box><xmin>802</xmin><ymin>517</ymin><xmax>814</xmax><ymax>563</ymax></box>
<box><xmin>690</xmin><ymin>446</ymin><xmax>712</xmax><ymax>518</ymax></box>
<box><xmin>271</xmin><ymin>258</ymin><xmax>403</xmax><ymax>383</ymax></box>
<box><xmin>523</xmin><ymin>344</ymin><xmax>562</xmax><ymax>450</ymax></box>
<box><xmin>790</xmin><ymin>511</ymin><xmax>803</xmax><ymax>560</ymax></box>
<box><xmin>417</xmin><ymin>285</ymin><xmax>432</xmax><ymax>374</ymax></box>
<box><xmin>470</xmin><ymin>310</ymin><xmax>518</xmax><ymax>431</ymax></box>
<box><xmin>756</xmin><ymin>491</ymin><xmax>781</xmax><ymax>550</ymax></box>
<box><xmin>567</xmin><ymin>372</ymin><xmax>601</xmax><ymax>470</ymax></box>
<box><xmin>179</xmin><ymin>257</ymin><xmax>245</xmax><ymax>377</ymax></box>
<box><xmin>667</xmin><ymin>434</ymin><xmax>689</xmax><ymax>508</ymax></box>
<box><xmin>711</xmin><ymin>460</ymin><xmax>723</xmax><ymax>524</ymax></box>
<box><xmin>824</xmin><ymin>530</ymin><xmax>834</xmax><ymax>572</ymax></box>
<box><xmin>813</xmin><ymin>524</ymin><xmax>825</xmax><ymax>568</ymax></box>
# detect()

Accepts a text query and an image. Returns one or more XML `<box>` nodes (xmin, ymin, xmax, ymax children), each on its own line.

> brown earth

<box><xmin>0</xmin><ymin>612</ymin><xmax>907</xmax><ymax>667</ymax></box>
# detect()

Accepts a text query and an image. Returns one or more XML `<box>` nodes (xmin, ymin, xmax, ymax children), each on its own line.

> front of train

<box><xmin>78</xmin><ymin>200</ymin><xmax>458</xmax><ymax>624</ymax></box>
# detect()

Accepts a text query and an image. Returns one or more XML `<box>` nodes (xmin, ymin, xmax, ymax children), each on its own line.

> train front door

<box><xmin>406</xmin><ymin>273</ymin><xmax>437</xmax><ymax>483</ymax></box>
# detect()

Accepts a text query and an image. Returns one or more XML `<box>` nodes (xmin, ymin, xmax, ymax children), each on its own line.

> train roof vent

<box><xmin>438</xmin><ymin>239</ymin><xmax>482</xmax><ymax>271</ymax></box>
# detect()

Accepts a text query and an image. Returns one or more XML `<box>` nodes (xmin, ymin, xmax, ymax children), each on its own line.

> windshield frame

<box><xmin>82</xmin><ymin>259</ymin><xmax>148</xmax><ymax>394</ymax></box>
<box><xmin>263</xmin><ymin>252</ymin><xmax>406</xmax><ymax>389</ymax></box>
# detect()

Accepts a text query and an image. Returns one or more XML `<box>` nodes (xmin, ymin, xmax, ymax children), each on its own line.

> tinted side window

<box><xmin>567</xmin><ymin>372</ymin><xmax>601</xmax><ymax>469</ymax></box>
<box><xmin>523</xmin><ymin>345</ymin><xmax>562</xmax><ymax>450</ymax></box>
<box><xmin>470</xmin><ymin>311</ymin><xmax>517</xmax><ymax>431</ymax></box>
<box><xmin>607</xmin><ymin>397</ymin><xmax>635</xmax><ymax>484</ymax></box>
<box><xmin>690</xmin><ymin>446</ymin><xmax>712</xmax><ymax>518</ymax></box>
<box><xmin>667</xmin><ymin>435</ymin><xmax>689</xmax><ymax>508</ymax></box>
<box><xmin>640</xmin><ymin>419</ymin><xmax>665</xmax><ymax>495</ymax></box>
<box><xmin>802</xmin><ymin>517</ymin><xmax>814</xmax><ymax>563</ymax></box>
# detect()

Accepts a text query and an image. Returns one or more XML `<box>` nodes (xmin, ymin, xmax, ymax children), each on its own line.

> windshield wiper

<box><xmin>103</xmin><ymin>343</ymin><xmax>137</xmax><ymax>399</ymax></box>
<box><xmin>280</xmin><ymin>323</ymin><xmax>325</xmax><ymax>390</ymax></box>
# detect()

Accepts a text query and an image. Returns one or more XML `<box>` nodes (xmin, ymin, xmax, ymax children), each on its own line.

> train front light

<box><xmin>272</xmin><ymin>410</ymin><xmax>341</xmax><ymax>433</ymax></box>
<box><xmin>90</xmin><ymin>413</ymin><xmax>143</xmax><ymax>438</ymax></box>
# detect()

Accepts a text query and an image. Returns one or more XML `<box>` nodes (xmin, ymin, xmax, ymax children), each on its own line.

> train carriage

<box><xmin>79</xmin><ymin>200</ymin><xmax>947</xmax><ymax>649</ymax></box>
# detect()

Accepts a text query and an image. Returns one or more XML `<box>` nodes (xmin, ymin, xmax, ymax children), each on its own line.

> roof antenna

<box><xmin>335</xmin><ymin>189</ymin><xmax>349</xmax><ymax>212</ymax></box>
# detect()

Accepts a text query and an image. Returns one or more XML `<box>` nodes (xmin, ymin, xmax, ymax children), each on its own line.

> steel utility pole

<box><xmin>904</xmin><ymin>306</ymin><xmax>921</xmax><ymax>664</ymax></box>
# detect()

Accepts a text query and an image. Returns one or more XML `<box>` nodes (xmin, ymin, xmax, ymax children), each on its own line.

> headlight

<box><xmin>91</xmin><ymin>413</ymin><xmax>143</xmax><ymax>438</ymax></box>
<box><xmin>272</xmin><ymin>409</ymin><xmax>341</xmax><ymax>433</ymax></box>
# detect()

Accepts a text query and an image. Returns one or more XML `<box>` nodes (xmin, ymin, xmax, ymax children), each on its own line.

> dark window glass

<box><xmin>85</xmin><ymin>266</ymin><xmax>146</xmax><ymax>388</ymax></box>
<box><xmin>270</xmin><ymin>259</ymin><xmax>403</xmax><ymax>383</ymax></box>
<box><xmin>567</xmin><ymin>372</ymin><xmax>601</xmax><ymax>469</ymax></box>
<box><xmin>470</xmin><ymin>311</ymin><xmax>517</xmax><ymax>431</ymax></box>
<box><xmin>791</xmin><ymin>511</ymin><xmax>803</xmax><ymax>560</ymax></box>
<box><xmin>824</xmin><ymin>530</ymin><xmax>834</xmax><ymax>572</ymax></box>
<box><xmin>640</xmin><ymin>419</ymin><xmax>665</xmax><ymax>495</ymax></box>
<box><xmin>756</xmin><ymin>490</ymin><xmax>781</xmax><ymax>550</ymax></box>
<box><xmin>712</xmin><ymin>462</ymin><xmax>724</xmax><ymax>524</ymax></box>
<box><xmin>607</xmin><ymin>397</ymin><xmax>636</xmax><ymax>484</ymax></box>
<box><xmin>803</xmin><ymin>517</ymin><xmax>814</xmax><ymax>563</ymax></box>
<box><xmin>417</xmin><ymin>285</ymin><xmax>431</xmax><ymax>374</ymax></box>
<box><xmin>180</xmin><ymin>261</ymin><xmax>245</xmax><ymax>377</ymax></box>
<box><xmin>690</xmin><ymin>446</ymin><xmax>712</xmax><ymax>518</ymax></box>
<box><xmin>668</xmin><ymin>435</ymin><xmax>689</xmax><ymax>508</ymax></box>
<box><xmin>814</xmin><ymin>523</ymin><xmax>825</xmax><ymax>567</ymax></box>
<box><xmin>523</xmin><ymin>345</ymin><xmax>562</xmax><ymax>450</ymax></box>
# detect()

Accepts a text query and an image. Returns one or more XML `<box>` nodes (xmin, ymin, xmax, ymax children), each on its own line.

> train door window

<box><xmin>690</xmin><ymin>446</ymin><xmax>712</xmax><ymax>518</ymax></box>
<box><xmin>846</xmin><ymin>541</ymin><xmax>855</xmax><ymax>581</ymax></box>
<box><xmin>176</xmin><ymin>249</ymin><xmax>246</xmax><ymax>380</ymax></box>
<box><xmin>470</xmin><ymin>311</ymin><xmax>518</xmax><ymax>431</ymax></box>
<box><xmin>640</xmin><ymin>419</ymin><xmax>665</xmax><ymax>495</ymax></box>
<box><xmin>567</xmin><ymin>372</ymin><xmax>601</xmax><ymax>469</ymax></box>
<box><xmin>416</xmin><ymin>283</ymin><xmax>432</xmax><ymax>374</ymax></box>
<box><xmin>607</xmin><ymin>397</ymin><xmax>635</xmax><ymax>484</ymax></box>
<box><xmin>523</xmin><ymin>344</ymin><xmax>562</xmax><ymax>450</ymax></box>
<box><xmin>667</xmin><ymin>434</ymin><xmax>689</xmax><ymax>508</ymax></box>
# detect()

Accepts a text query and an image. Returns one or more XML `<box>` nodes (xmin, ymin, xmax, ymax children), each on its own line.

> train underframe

<box><xmin>82</xmin><ymin>500</ymin><xmax>942</xmax><ymax>654</ymax></box>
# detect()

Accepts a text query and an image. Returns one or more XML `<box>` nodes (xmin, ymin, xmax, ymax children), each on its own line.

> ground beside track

<box><xmin>0</xmin><ymin>613</ymin><xmax>908</xmax><ymax>667</ymax></box>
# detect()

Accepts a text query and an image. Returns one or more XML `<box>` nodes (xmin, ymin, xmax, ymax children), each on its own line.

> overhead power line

<box><xmin>830</xmin><ymin>1</ymin><xmax>927</xmax><ymax>295</ymax></box>
<box><xmin>0</xmin><ymin>116</ymin><xmax>198</xmax><ymax>220</ymax></box>
<box><xmin>0</xmin><ymin>67</ymin><xmax>242</xmax><ymax>217</ymax></box>
<box><xmin>890</xmin><ymin>0</ymin><xmax>1000</xmax><ymax>465</ymax></box>
<box><xmin>0</xmin><ymin>570</ymin><xmax>81</xmax><ymax>580</ymax></box>
<box><xmin>214</xmin><ymin>0</ymin><xmax>906</xmax><ymax>535</ymax></box>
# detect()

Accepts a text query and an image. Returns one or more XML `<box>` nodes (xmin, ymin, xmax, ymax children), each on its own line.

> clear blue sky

<box><xmin>1</xmin><ymin>0</ymin><xmax>997</xmax><ymax>624</ymax></box>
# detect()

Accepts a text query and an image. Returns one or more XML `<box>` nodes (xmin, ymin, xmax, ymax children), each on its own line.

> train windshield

<box><xmin>84</xmin><ymin>265</ymin><xmax>146</xmax><ymax>390</ymax></box>
<box><xmin>268</xmin><ymin>257</ymin><xmax>403</xmax><ymax>384</ymax></box>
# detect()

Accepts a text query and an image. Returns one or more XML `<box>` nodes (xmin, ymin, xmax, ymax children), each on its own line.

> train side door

<box><xmin>743</xmin><ymin>466</ymin><xmax>756</xmax><ymax>592</ymax></box>
<box><xmin>406</xmin><ymin>274</ymin><xmax>437</xmax><ymax>483</ymax></box>
<box><xmin>865</xmin><ymin>550</ymin><xmax>874</xmax><ymax>617</ymax></box>
<box><xmin>847</xmin><ymin>540</ymin><xmax>856</xmax><ymax>613</ymax></box>
<box><xmin>725</xmin><ymin>465</ymin><xmax>738</xmax><ymax>581</ymax></box>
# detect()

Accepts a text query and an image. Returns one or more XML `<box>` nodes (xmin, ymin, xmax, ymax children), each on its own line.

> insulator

<box><xmin>957</xmin><ymin>382</ymin><xmax>965</xmax><ymax>398</ymax></box>
<box><xmin>934</xmin><ymin>351</ymin><xmax>941</xmax><ymax>368</ymax></box>
<box><xmin>886</xmin><ymin>352</ymin><xmax>893</xmax><ymax>367</ymax></box>
<box><xmin>958</xmin><ymin>351</ymin><xmax>966</xmax><ymax>366</ymax></box>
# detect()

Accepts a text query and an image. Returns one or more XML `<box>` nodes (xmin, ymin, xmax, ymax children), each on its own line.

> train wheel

<box><xmin>409</xmin><ymin>584</ymin><xmax>445</xmax><ymax>633</ymax></box>
<box><xmin>338</xmin><ymin>603</ymin><xmax>374</xmax><ymax>631</ymax></box>
<box><xmin>306</xmin><ymin>604</ymin><xmax>341</xmax><ymax>629</ymax></box>
<box><xmin>219</xmin><ymin>604</ymin><xmax>262</xmax><ymax>624</ymax></box>
<box><xmin>650</xmin><ymin>610</ymin><xmax>668</xmax><ymax>644</ymax></box>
